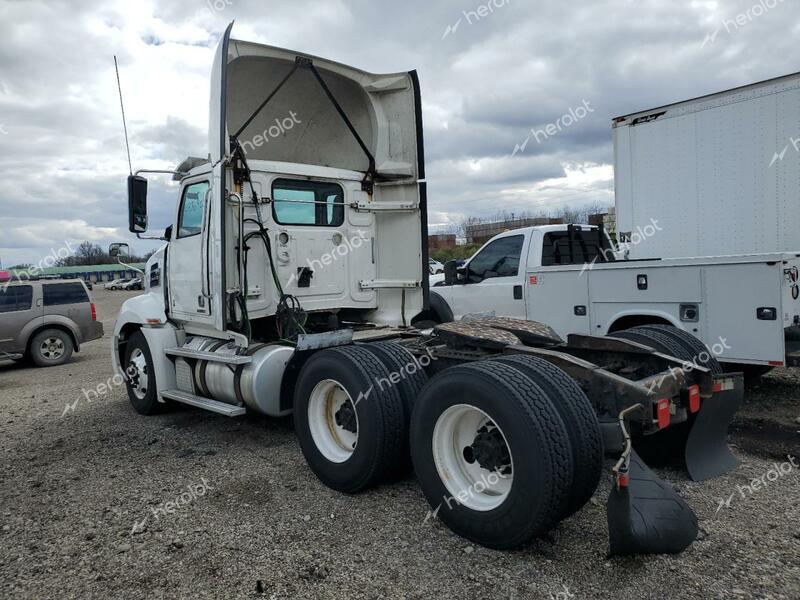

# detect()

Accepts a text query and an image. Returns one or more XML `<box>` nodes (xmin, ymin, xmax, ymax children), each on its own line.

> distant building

<box><xmin>465</xmin><ymin>217</ymin><xmax>564</xmax><ymax>245</ymax></box>
<box><xmin>588</xmin><ymin>207</ymin><xmax>617</xmax><ymax>235</ymax></box>
<box><xmin>428</xmin><ymin>234</ymin><xmax>456</xmax><ymax>251</ymax></box>
<box><xmin>9</xmin><ymin>263</ymin><xmax>146</xmax><ymax>284</ymax></box>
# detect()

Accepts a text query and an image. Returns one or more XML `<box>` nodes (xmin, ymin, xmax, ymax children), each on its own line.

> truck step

<box><xmin>165</xmin><ymin>348</ymin><xmax>252</xmax><ymax>365</ymax></box>
<box><xmin>161</xmin><ymin>390</ymin><xmax>246</xmax><ymax>416</ymax></box>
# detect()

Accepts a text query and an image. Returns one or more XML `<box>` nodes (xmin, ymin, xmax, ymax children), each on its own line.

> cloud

<box><xmin>1</xmin><ymin>0</ymin><xmax>799</xmax><ymax>263</ymax></box>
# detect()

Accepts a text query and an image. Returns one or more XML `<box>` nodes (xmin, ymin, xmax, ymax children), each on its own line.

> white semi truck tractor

<box><xmin>111</xmin><ymin>23</ymin><xmax>744</xmax><ymax>557</ymax></box>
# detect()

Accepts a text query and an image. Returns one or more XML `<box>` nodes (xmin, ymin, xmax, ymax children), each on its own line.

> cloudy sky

<box><xmin>1</xmin><ymin>0</ymin><xmax>799</xmax><ymax>266</ymax></box>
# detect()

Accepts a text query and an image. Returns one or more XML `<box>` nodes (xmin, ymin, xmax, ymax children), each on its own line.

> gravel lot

<box><xmin>1</xmin><ymin>289</ymin><xmax>798</xmax><ymax>600</ymax></box>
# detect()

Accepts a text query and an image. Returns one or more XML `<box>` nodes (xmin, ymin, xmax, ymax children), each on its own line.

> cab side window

<box><xmin>467</xmin><ymin>235</ymin><xmax>524</xmax><ymax>283</ymax></box>
<box><xmin>177</xmin><ymin>181</ymin><xmax>210</xmax><ymax>238</ymax></box>
<box><xmin>0</xmin><ymin>285</ymin><xmax>33</xmax><ymax>313</ymax></box>
<box><xmin>541</xmin><ymin>231</ymin><xmax>610</xmax><ymax>266</ymax></box>
<box><xmin>272</xmin><ymin>179</ymin><xmax>344</xmax><ymax>227</ymax></box>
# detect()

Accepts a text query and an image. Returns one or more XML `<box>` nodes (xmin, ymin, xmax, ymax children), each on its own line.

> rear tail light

<box><xmin>90</xmin><ymin>303</ymin><xmax>97</xmax><ymax>321</ymax></box>
<box><xmin>688</xmin><ymin>385</ymin><xmax>701</xmax><ymax>413</ymax></box>
<box><xmin>656</xmin><ymin>399</ymin><xmax>671</xmax><ymax>429</ymax></box>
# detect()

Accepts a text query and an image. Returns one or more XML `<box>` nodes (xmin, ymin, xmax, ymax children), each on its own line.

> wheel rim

<box><xmin>127</xmin><ymin>349</ymin><xmax>149</xmax><ymax>400</ymax></box>
<box><xmin>307</xmin><ymin>379</ymin><xmax>359</xmax><ymax>463</ymax></box>
<box><xmin>432</xmin><ymin>404</ymin><xmax>514</xmax><ymax>511</ymax></box>
<box><xmin>40</xmin><ymin>337</ymin><xmax>65</xmax><ymax>360</ymax></box>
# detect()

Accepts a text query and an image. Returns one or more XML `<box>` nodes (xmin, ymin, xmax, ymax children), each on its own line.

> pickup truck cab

<box><xmin>429</xmin><ymin>224</ymin><xmax>800</xmax><ymax>372</ymax></box>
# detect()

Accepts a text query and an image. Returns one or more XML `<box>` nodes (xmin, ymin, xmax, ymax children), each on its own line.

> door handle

<box><xmin>513</xmin><ymin>285</ymin><xmax>523</xmax><ymax>300</ymax></box>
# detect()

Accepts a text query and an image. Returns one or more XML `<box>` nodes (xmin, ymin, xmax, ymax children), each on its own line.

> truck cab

<box><xmin>112</xmin><ymin>24</ymin><xmax>427</xmax><ymax>416</ymax></box>
<box><xmin>432</xmin><ymin>225</ymin><xmax>614</xmax><ymax>324</ymax></box>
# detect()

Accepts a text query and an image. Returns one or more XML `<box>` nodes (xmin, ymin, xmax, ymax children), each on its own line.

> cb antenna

<box><xmin>114</xmin><ymin>55</ymin><xmax>133</xmax><ymax>176</ymax></box>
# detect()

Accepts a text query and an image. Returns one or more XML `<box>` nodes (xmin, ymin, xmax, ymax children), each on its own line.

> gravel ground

<box><xmin>1</xmin><ymin>289</ymin><xmax>798</xmax><ymax>600</ymax></box>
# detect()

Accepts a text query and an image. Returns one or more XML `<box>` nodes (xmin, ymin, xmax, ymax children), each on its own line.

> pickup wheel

<box><xmin>488</xmin><ymin>355</ymin><xmax>603</xmax><ymax>521</ymax></box>
<box><xmin>410</xmin><ymin>361</ymin><xmax>573</xmax><ymax>549</ymax></box>
<box><xmin>30</xmin><ymin>329</ymin><xmax>73</xmax><ymax>367</ymax></box>
<box><xmin>613</xmin><ymin>326</ymin><xmax>723</xmax><ymax>374</ymax></box>
<box><xmin>123</xmin><ymin>331</ymin><xmax>162</xmax><ymax>415</ymax></box>
<box><xmin>293</xmin><ymin>345</ymin><xmax>406</xmax><ymax>493</ymax></box>
<box><xmin>630</xmin><ymin>325</ymin><xmax>724</xmax><ymax>374</ymax></box>
<box><xmin>611</xmin><ymin>326</ymin><xmax>720</xmax><ymax>463</ymax></box>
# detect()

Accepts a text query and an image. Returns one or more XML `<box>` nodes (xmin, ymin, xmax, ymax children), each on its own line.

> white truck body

<box><xmin>431</xmin><ymin>225</ymin><xmax>800</xmax><ymax>368</ymax></box>
<box><xmin>107</xmin><ymin>26</ymin><xmax>749</xmax><ymax>555</ymax></box>
<box><xmin>614</xmin><ymin>71</ymin><xmax>800</xmax><ymax>260</ymax></box>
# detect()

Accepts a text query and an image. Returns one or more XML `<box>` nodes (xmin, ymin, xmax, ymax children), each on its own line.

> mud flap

<box><xmin>607</xmin><ymin>450</ymin><xmax>698</xmax><ymax>556</ymax></box>
<box><xmin>684</xmin><ymin>374</ymin><xmax>744</xmax><ymax>482</ymax></box>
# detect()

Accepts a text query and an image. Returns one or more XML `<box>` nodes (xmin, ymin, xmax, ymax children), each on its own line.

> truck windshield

<box><xmin>541</xmin><ymin>230</ymin><xmax>614</xmax><ymax>266</ymax></box>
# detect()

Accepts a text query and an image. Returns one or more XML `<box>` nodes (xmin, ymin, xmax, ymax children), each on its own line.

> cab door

<box><xmin>168</xmin><ymin>178</ymin><xmax>215</xmax><ymax>324</ymax></box>
<box><xmin>446</xmin><ymin>234</ymin><xmax>528</xmax><ymax>320</ymax></box>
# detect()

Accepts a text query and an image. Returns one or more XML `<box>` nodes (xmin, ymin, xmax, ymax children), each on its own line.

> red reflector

<box><xmin>688</xmin><ymin>385</ymin><xmax>701</xmax><ymax>413</ymax></box>
<box><xmin>769</xmin><ymin>361</ymin><xmax>784</xmax><ymax>367</ymax></box>
<box><xmin>712</xmin><ymin>382</ymin><xmax>721</xmax><ymax>393</ymax></box>
<box><xmin>657</xmin><ymin>399</ymin><xmax>671</xmax><ymax>429</ymax></box>
<box><xmin>617</xmin><ymin>472</ymin><xmax>629</xmax><ymax>488</ymax></box>
<box><xmin>90</xmin><ymin>303</ymin><xmax>97</xmax><ymax>321</ymax></box>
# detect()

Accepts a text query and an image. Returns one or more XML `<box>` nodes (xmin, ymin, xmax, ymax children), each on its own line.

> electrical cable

<box><xmin>230</xmin><ymin>137</ymin><xmax>307</xmax><ymax>341</ymax></box>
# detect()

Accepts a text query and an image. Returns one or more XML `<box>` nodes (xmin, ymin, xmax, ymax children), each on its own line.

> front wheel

<box><xmin>30</xmin><ymin>329</ymin><xmax>73</xmax><ymax>367</ymax></box>
<box><xmin>123</xmin><ymin>331</ymin><xmax>162</xmax><ymax>415</ymax></box>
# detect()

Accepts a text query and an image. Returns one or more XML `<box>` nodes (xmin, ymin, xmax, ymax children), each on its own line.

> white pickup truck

<box><xmin>427</xmin><ymin>224</ymin><xmax>800</xmax><ymax>376</ymax></box>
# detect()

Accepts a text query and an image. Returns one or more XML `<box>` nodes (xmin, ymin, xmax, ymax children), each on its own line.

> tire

<box><xmin>30</xmin><ymin>329</ymin><xmax>73</xmax><ymax>367</ymax></box>
<box><xmin>488</xmin><ymin>355</ymin><xmax>603</xmax><ymax>520</ymax></box>
<box><xmin>123</xmin><ymin>331</ymin><xmax>162</xmax><ymax>415</ymax></box>
<box><xmin>357</xmin><ymin>341</ymin><xmax>428</xmax><ymax>416</ymax></box>
<box><xmin>611</xmin><ymin>326</ymin><xmax>719</xmax><ymax>463</ymax></box>
<box><xmin>633</xmin><ymin>325</ymin><xmax>724</xmax><ymax>375</ymax></box>
<box><xmin>612</xmin><ymin>326</ymin><xmax>722</xmax><ymax>374</ymax></box>
<box><xmin>358</xmin><ymin>341</ymin><xmax>430</xmax><ymax>475</ymax></box>
<box><xmin>293</xmin><ymin>345</ymin><xmax>406</xmax><ymax>493</ymax></box>
<box><xmin>410</xmin><ymin>361</ymin><xmax>573</xmax><ymax>549</ymax></box>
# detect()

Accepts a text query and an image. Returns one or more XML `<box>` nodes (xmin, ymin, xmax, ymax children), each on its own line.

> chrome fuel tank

<box><xmin>184</xmin><ymin>338</ymin><xmax>295</xmax><ymax>417</ymax></box>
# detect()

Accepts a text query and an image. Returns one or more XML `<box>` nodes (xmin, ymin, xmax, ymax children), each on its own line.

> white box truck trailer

<box><xmin>614</xmin><ymin>71</ymin><xmax>800</xmax><ymax>260</ymax></box>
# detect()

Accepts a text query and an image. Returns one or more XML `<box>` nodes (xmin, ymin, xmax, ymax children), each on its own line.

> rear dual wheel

<box><xmin>293</xmin><ymin>343</ymin><xmax>424</xmax><ymax>493</ymax></box>
<box><xmin>411</xmin><ymin>359</ymin><xmax>602</xmax><ymax>549</ymax></box>
<box><xmin>294</xmin><ymin>345</ymin><xmax>603</xmax><ymax>549</ymax></box>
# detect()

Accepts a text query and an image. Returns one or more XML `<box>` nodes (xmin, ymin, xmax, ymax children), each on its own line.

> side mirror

<box><xmin>109</xmin><ymin>243</ymin><xmax>130</xmax><ymax>258</ymax></box>
<box><xmin>444</xmin><ymin>260</ymin><xmax>461</xmax><ymax>286</ymax></box>
<box><xmin>128</xmin><ymin>175</ymin><xmax>148</xmax><ymax>233</ymax></box>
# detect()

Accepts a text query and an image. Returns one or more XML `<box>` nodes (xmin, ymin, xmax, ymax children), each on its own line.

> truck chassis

<box><xmin>116</xmin><ymin>315</ymin><xmax>743</xmax><ymax>556</ymax></box>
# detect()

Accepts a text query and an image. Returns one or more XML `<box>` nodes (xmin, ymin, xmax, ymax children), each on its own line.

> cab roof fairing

<box><xmin>209</xmin><ymin>34</ymin><xmax>422</xmax><ymax>182</ymax></box>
